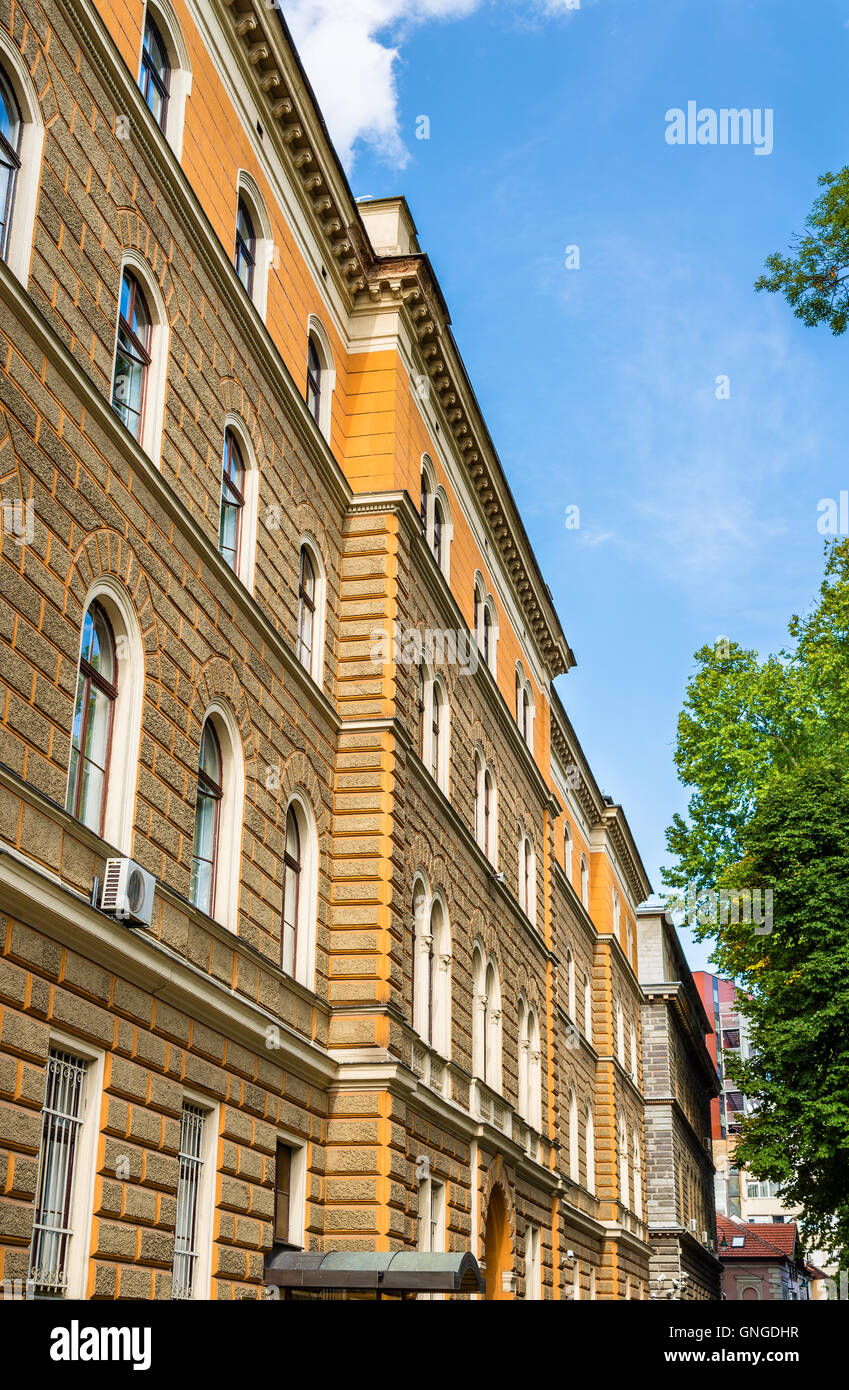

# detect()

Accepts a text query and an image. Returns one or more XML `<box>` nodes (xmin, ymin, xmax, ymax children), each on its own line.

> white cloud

<box><xmin>281</xmin><ymin>0</ymin><xmax>582</xmax><ymax>170</ymax></box>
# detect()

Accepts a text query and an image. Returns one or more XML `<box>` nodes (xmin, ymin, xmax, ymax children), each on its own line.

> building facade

<box><xmin>636</xmin><ymin>907</ymin><xmax>721</xmax><ymax>1301</ymax></box>
<box><xmin>0</xmin><ymin>0</ymin><xmax>656</xmax><ymax>1300</ymax></box>
<box><xmin>717</xmin><ymin>1216</ymin><xmax>817</xmax><ymax>1302</ymax></box>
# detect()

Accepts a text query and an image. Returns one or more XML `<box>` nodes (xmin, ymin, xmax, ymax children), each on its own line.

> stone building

<box><xmin>636</xmin><ymin>906</ymin><xmax>722</xmax><ymax>1301</ymax></box>
<box><xmin>0</xmin><ymin>0</ymin><xmax>657</xmax><ymax>1299</ymax></box>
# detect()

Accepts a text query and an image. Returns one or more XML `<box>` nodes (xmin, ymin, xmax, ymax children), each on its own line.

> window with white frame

<box><xmin>29</xmin><ymin>1044</ymin><xmax>102</xmax><ymax>1299</ymax></box>
<box><xmin>632</xmin><ymin>1129</ymin><xmax>643</xmax><ymax>1219</ymax></box>
<box><xmin>586</xmin><ymin>1105</ymin><xmax>596</xmax><ymax>1194</ymax></box>
<box><xmin>138</xmin><ymin>2</ymin><xmax>192</xmax><ymax>159</ymax></box>
<box><xmin>473</xmin><ymin>575</ymin><xmax>498</xmax><ymax>675</ymax></box>
<box><xmin>613</xmin><ymin>887</ymin><xmax>621</xmax><ymax>939</ymax></box>
<box><xmin>272</xmin><ymin>1138</ymin><xmax>306</xmax><ymax>1250</ymax></box>
<box><xmin>418</xmin><ymin>1170</ymin><xmax>445</xmax><ymax>1253</ymax></box>
<box><xmin>524</xmin><ymin>1223</ymin><xmax>541</xmax><ymax>1300</ymax></box>
<box><xmin>305</xmin><ymin>316</ymin><xmax>335</xmax><ymax>440</ymax></box>
<box><xmin>280</xmin><ymin>793</ymin><xmax>318</xmax><ymax>988</ymax></box>
<box><xmin>234</xmin><ymin>173</ymin><xmax>272</xmax><ymax>321</ymax></box>
<box><xmin>518</xmin><ymin>827</ymin><xmax>536</xmax><ymax>923</ymax></box>
<box><xmin>172</xmin><ymin>1099</ymin><xmax>216</xmax><ymax>1299</ymax></box>
<box><xmin>218</xmin><ymin>420</ymin><xmax>259</xmax><ymax>593</ymax></box>
<box><xmin>566</xmin><ymin>947</ymin><xmax>576</xmax><ymax>1020</ymax></box>
<box><xmin>472</xmin><ymin>944</ymin><xmax>501</xmax><ymax>1092</ymax></box>
<box><xmin>412</xmin><ymin>877</ymin><xmax>451</xmax><ymax>1058</ymax></box>
<box><xmin>627</xmin><ymin>915</ymin><xmax>634</xmax><ymax>963</ymax></box>
<box><xmin>630</xmin><ymin>1020</ymin><xmax>639</xmax><ymax>1080</ymax></box>
<box><xmin>619</xmin><ymin>1112</ymin><xmax>630</xmax><ymax>1209</ymax></box>
<box><xmin>66</xmin><ymin>583</ymin><xmax>144</xmax><ymax>854</ymax></box>
<box><xmin>110</xmin><ymin>256</ymin><xmax>169</xmax><ymax>466</ymax></box>
<box><xmin>583</xmin><ymin>971</ymin><xmax>592</xmax><ymax>1042</ymax></box>
<box><xmin>515</xmin><ymin>664</ymin><xmax>535</xmax><ymax>749</ymax></box>
<box><xmin>568</xmin><ymin>1087</ymin><xmax>579</xmax><ymax>1183</ymax></box>
<box><xmin>563</xmin><ymin>821</ymin><xmax>573</xmax><ymax>881</ymax></box>
<box><xmin>296</xmin><ymin>539</ymin><xmax>326</xmax><ymax>687</ymax></box>
<box><xmin>189</xmin><ymin>706</ymin><xmax>244</xmax><ymax>933</ymax></box>
<box><xmin>518</xmin><ymin>998</ymin><xmax>542</xmax><ymax>1132</ymax></box>
<box><xmin>420</xmin><ymin>667</ymin><xmax>449</xmax><ymax>793</ymax></box>
<box><xmin>580</xmin><ymin>853</ymin><xmax>590</xmax><ymax>911</ymax></box>
<box><xmin>0</xmin><ymin>32</ymin><xmax>45</xmax><ymax>288</ymax></box>
<box><xmin>419</xmin><ymin>455</ymin><xmax>451</xmax><ymax>578</ymax></box>
<box><xmin>616</xmin><ymin>996</ymin><xmax>625</xmax><ymax>1067</ymax></box>
<box><xmin>473</xmin><ymin>751</ymin><xmax>497</xmax><ymax>863</ymax></box>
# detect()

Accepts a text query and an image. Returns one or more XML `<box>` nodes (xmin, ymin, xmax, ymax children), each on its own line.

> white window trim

<box><xmin>237</xmin><ymin>171</ymin><xmax>273</xmax><ymax>321</ymax></box>
<box><xmin>297</xmin><ymin>534</ymin><xmax>327</xmax><ymax>688</ymax></box>
<box><xmin>74</xmin><ymin>578</ymin><xmax>145</xmax><ymax>855</ymax></box>
<box><xmin>0</xmin><ymin>29</ymin><xmax>45</xmax><ymax>289</ymax></box>
<box><xmin>421</xmin><ymin>669</ymin><xmax>449</xmax><ymax>794</ymax></box>
<box><xmin>586</xmin><ymin>1106</ymin><xmax>596</xmax><ymax>1195</ymax></box>
<box><xmin>417</xmin><ymin>1173</ymin><xmax>445</xmax><ymax>1254</ymax></box>
<box><xmin>284</xmin><ymin>790</ymin><xmax>319</xmax><ymax>990</ymax></box>
<box><xmin>273</xmin><ymin>1130</ymin><xmax>308</xmax><ymax>1250</ymax></box>
<box><xmin>580</xmin><ymin>854</ymin><xmax>590</xmax><ymax>911</ymax></box>
<box><xmin>37</xmin><ymin>1030</ymin><xmax>104</xmax><ymax>1301</ymax></box>
<box><xmin>177</xmin><ymin>1089</ymin><xmax>218</xmax><ymax>1300</ymax></box>
<box><xmin>524</xmin><ymin>1223</ymin><xmax>541</xmax><ymax>1300</ymax></box>
<box><xmin>563</xmin><ymin>821</ymin><xmax>573</xmax><ymax>882</ymax></box>
<box><xmin>139</xmin><ymin>0</ymin><xmax>192</xmax><ymax>159</ymax></box>
<box><xmin>568</xmin><ymin>1087</ymin><xmax>579</xmax><ymax>1183</ymax></box>
<box><xmin>306</xmin><ymin>314</ymin><xmax>335</xmax><ymax>440</ymax></box>
<box><xmin>199</xmin><ymin>700</ymin><xmax>245</xmax><ymax>935</ymax></box>
<box><xmin>115</xmin><ymin>251</ymin><xmax>169</xmax><ymax>468</ymax></box>
<box><xmin>566</xmin><ymin>947</ymin><xmax>575</xmax><ymax>1020</ymax></box>
<box><xmin>222</xmin><ymin>413</ymin><xmax>259</xmax><ymax>594</ymax></box>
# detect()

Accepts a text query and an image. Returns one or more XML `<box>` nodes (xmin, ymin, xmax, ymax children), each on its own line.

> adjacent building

<box><xmin>0</xmin><ymin>0</ymin><xmax>691</xmax><ymax>1301</ymax></box>
<box><xmin>636</xmin><ymin>906</ymin><xmax>722</xmax><ymax>1301</ymax></box>
<box><xmin>717</xmin><ymin>1216</ymin><xmax>819</xmax><ymax>1302</ymax></box>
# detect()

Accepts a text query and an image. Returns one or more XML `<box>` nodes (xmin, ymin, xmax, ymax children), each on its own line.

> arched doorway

<box><xmin>484</xmin><ymin>1183</ymin><xmax>512</xmax><ymax>1300</ymax></box>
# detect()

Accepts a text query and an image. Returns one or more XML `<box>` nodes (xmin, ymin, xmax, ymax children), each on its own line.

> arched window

<box><xmin>619</xmin><ymin>1112</ymin><xmax>630</xmax><ymax>1208</ymax></box>
<box><xmin>420</xmin><ymin>671</ymin><xmax>449</xmax><ymax>793</ymax></box>
<box><xmin>613</xmin><ymin>887</ymin><xmax>621</xmax><ymax>939</ymax></box>
<box><xmin>569</xmin><ymin>1088</ymin><xmax>579</xmax><ymax>1182</ymax></box>
<box><xmin>583</xmin><ymin>972</ymin><xmax>592</xmax><ymax>1042</ymax></box>
<box><xmin>0</xmin><ymin>64</ymin><xmax>21</xmax><ymax>263</ymax></box>
<box><xmin>140</xmin><ymin>13</ymin><xmax>170</xmax><ymax>131</ymax></box>
<box><xmin>472</xmin><ymin>946</ymin><xmax>501</xmax><ymax>1091</ymax></box>
<box><xmin>218</xmin><ymin>429</ymin><xmax>244</xmax><ymax>572</ymax></box>
<box><xmin>519</xmin><ymin>830</ymin><xmax>536</xmax><ymax>923</ymax></box>
<box><xmin>483</xmin><ymin>767</ymin><xmax>496</xmax><ymax>863</ymax></box>
<box><xmin>419</xmin><ymin>457</ymin><xmax>451</xmax><ymax>577</ymax></box>
<box><xmin>482</xmin><ymin>604</ymin><xmax>492</xmax><ymax>666</ymax></box>
<box><xmin>566</xmin><ymin>947</ymin><xmax>576</xmax><ymax>1020</ymax></box>
<box><xmin>66</xmin><ymin>601</ymin><xmax>116</xmax><ymax>836</ymax></box>
<box><xmin>515</xmin><ymin>665</ymin><xmax>535</xmax><ymax>748</ymax></box>
<box><xmin>627</xmin><ymin>916</ymin><xmax>634</xmax><ymax>964</ymax></box>
<box><xmin>518</xmin><ymin>995</ymin><xmax>528</xmax><ymax>1118</ymax></box>
<box><xmin>632</xmin><ymin>1129</ymin><xmax>643</xmax><ymax>1219</ymax></box>
<box><xmin>433</xmin><ymin>495</ymin><xmax>444</xmax><ymax>568</ymax></box>
<box><xmin>280</xmin><ymin>795</ymin><xmax>318</xmax><ymax>986</ymax></box>
<box><xmin>412</xmin><ymin>882</ymin><xmax>451</xmax><ymax>1057</ymax></box>
<box><xmin>630</xmin><ymin>1021</ymin><xmax>639</xmax><ymax>1080</ymax></box>
<box><xmin>616</xmin><ymin>996</ymin><xmax>625</xmax><ymax>1066</ymax></box>
<box><xmin>234</xmin><ymin>196</ymin><xmax>255</xmax><ymax>296</ymax></box>
<box><xmin>586</xmin><ymin>1106</ymin><xmax>596</xmax><ymax>1194</ymax></box>
<box><xmin>473</xmin><ymin>751</ymin><xmax>483</xmax><ymax>845</ymax></box>
<box><xmin>305</xmin><ymin>317</ymin><xmax>335</xmax><ymax>439</ymax></box>
<box><xmin>190</xmin><ymin>721</ymin><xmax>222</xmax><ymax>917</ymax></box>
<box><xmin>281</xmin><ymin>804</ymin><xmax>300</xmax><ymax>977</ymax></box>
<box><xmin>527</xmin><ymin>1008</ymin><xmax>542</xmax><ymax>1132</ymax></box>
<box><xmin>306</xmin><ymin>336</ymin><xmax>321</xmax><ymax>425</ymax></box>
<box><xmin>563</xmin><ymin>821</ymin><xmax>573</xmax><ymax>881</ymax></box>
<box><xmin>66</xmin><ymin>585</ymin><xmax>144</xmax><ymax>852</ymax></box>
<box><xmin>111</xmin><ymin>269</ymin><xmax>151</xmax><ymax>442</ymax></box>
<box><xmin>420</xmin><ymin>465</ymin><xmax>430</xmax><ymax>537</ymax></box>
<box><xmin>473</xmin><ymin>576</ymin><xmax>498</xmax><ymax>675</ymax></box>
<box><xmin>580</xmin><ymin>853</ymin><xmax>590</xmax><ymax>911</ymax></box>
<box><xmin>297</xmin><ymin>545</ymin><xmax>315</xmax><ymax>670</ymax></box>
<box><xmin>138</xmin><ymin>2</ymin><xmax>192</xmax><ymax>156</ymax></box>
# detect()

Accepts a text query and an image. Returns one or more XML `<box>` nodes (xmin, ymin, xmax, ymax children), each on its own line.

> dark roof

<box><xmin>264</xmin><ymin>1247</ymin><xmax>484</xmax><ymax>1293</ymax></box>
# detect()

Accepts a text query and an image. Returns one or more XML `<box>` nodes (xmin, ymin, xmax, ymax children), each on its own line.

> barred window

<box><xmin>29</xmin><ymin>1050</ymin><xmax>88</xmax><ymax>1297</ymax></box>
<box><xmin>172</xmin><ymin>1103</ymin><xmax>206</xmax><ymax>1299</ymax></box>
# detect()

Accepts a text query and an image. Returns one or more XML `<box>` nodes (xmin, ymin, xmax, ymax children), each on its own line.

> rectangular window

<box><xmin>172</xmin><ymin>1102</ymin><xmax>209</xmax><ymax>1300</ymax></box>
<box><xmin>525</xmin><ymin>1224</ymin><xmax>541</xmax><ymax>1300</ymax></box>
<box><xmin>418</xmin><ymin>1176</ymin><xmax>445</xmax><ymax>1254</ymax></box>
<box><xmin>29</xmin><ymin>1049</ymin><xmax>91</xmax><ymax>1298</ymax></box>
<box><xmin>274</xmin><ymin>1141</ymin><xmax>293</xmax><ymax>1246</ymax></box>
<box><xmin>722</xmin><ymin>1028</ymin><xmax>741</xmax><ymax>1049</ymax></box>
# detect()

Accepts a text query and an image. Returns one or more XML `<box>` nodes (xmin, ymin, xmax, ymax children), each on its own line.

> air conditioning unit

<box><xmin>100</xmin><ymin>858</ymin><xmax>155</xmax><ymax>927</ymax></box>
<box><xmin>688</xmin><ymin>1217</ymin><xmax>698</xmax><ymax>1232</ymax></box>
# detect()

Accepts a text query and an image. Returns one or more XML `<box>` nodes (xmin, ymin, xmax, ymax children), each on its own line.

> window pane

<box><xmin>172</xmin><ymin>1104</ymin><xmax>205</xmax><ymax>1299</ymax></box>
<box><xmin>29</xmin><ymin>1050</ymin><xmax>87</xmax><ymax>1297</ymax></box>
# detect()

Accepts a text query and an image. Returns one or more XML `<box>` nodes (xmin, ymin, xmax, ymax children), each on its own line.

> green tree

<box><xmin>755</xmin><ymin>167</ymin><xmax>849</xmax><ymax>335</ymax></box>
<box><xmin>664</xmin><ymin>540</ymin><xmax>849</xmax><ymax>1267</ymax></box>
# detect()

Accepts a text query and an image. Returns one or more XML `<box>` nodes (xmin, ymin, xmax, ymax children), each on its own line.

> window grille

<box><xmin>172</xmin><ymin>1103</ymin><xmax>206</xmax><ymax>1299</ymax></box>
<box><xmin>29</xmin><ymin>1049</ymin><xmax>88</xmax><ymax>1297</ymax></box>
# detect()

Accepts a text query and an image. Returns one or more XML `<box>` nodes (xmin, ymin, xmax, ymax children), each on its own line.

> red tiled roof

<box><xmin>716</xmin><ymin>1215</ymin><xmax>796</xmax><ymax>1261</ymax></box>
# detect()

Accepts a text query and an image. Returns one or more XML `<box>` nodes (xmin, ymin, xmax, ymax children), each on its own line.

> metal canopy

<box><xmin>264</xmin><ymin>1247</ymin><xmax>484</xmax><ymax>1293</ymax></box>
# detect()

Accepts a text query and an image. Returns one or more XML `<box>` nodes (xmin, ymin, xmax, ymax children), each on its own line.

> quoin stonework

<box><xmin>0</xmin><ymin>0</ymin><xmax>718</xmax><ymax>1301</ymax></box>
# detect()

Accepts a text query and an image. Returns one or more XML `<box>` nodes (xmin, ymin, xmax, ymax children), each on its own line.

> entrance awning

<box><xmin>264</xmin><ymin>1247</ymin><xmax>484</xmax><ymax>1294</ymax></box>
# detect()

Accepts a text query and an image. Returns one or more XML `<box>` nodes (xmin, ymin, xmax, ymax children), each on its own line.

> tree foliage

<box><xmin>664</xmin><ymin>540</ymin><xmax>849</xmax><ymax>1267</ymax></box>
<box><xmin>755</xmin><ymin>167</ymin><xmax>849</xmax><ymax>335</ymax></box>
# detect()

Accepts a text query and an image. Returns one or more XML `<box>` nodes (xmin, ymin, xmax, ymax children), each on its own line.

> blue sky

<box><xmin>286</xmin><ymin>0</ymin><xmax>849</xmax><ymax>970</ymax></box>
